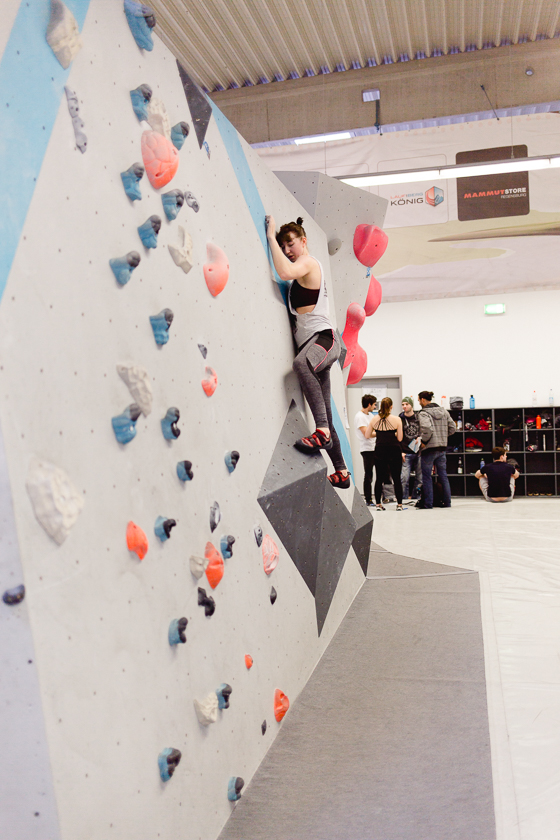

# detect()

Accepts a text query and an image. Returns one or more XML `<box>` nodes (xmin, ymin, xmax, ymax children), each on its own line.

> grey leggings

<box><xmin>293</xmin><ymin>330</ymin><xmax>346</xmax><ymax>472</ymax></box>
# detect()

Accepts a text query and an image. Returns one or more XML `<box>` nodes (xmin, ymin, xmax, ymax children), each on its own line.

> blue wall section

<box><xmin>0</xmin><ymin>0</ymin><xmax>91</xmax><ymax>303</ymax></box>
<box><xmin>331</xmin><ymin>397</ymin><xmax>354</xmax><ymax>478</ymax></box>
<box><xmin>210</xmin><ymin>102</ymin><xmax>288</xmax><ymax>302</ymax></box>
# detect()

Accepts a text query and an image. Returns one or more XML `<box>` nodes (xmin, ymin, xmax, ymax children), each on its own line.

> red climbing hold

<box><xmin>347</xmin><ymin>343</ymin><xmax>367</xmax><ymax>385</ymax></box>
<box><xmin>364</xmin><ymin>276</ymin><xmax>382</xmax><ymax>317</ymax></box>
<box><xmin>141</xmin><ymin>130</ymin><xmax>179</xmax><ymax>189</ymax></box>
<box><xmin>274</xmin><ymin>689</ymin><xmax>290</xmax><ymax>722</ymax></box>
<box><xmin>203</xmin><ymin>243</ymin><xmax>229</xmax><ymax>297</ymax></box>
<box><xmin>201</xmin><ymin>366</ymin><xmax>218</xmax><ymax>396</ymax></box>
<box><xmin>262</xmin><ymin>534</ymin><xmax>279</xmax><ymax>575</ymax></box>
<box><xmin>245</xmin><ymin>655</ymin><xmax>253</xmax><ymax>669</ymax></box>
<box><xmin>205</xmin><ymin>542</ymin><xmax>224</xmax><ymax>589</ymax></box>
<box><xmin>341</xmin><ymin>303</ymin><xmax>365</xmax><ymax>369</ymax></box>
<box><xmin>126</xmin><ymin>521</ymin><xmax>148</xmax><ymax>559</ymax></box>
<box><xmin>353</xmin><ymin>224</ymin><xmax>388</xmax><ymax>268</ymax></box>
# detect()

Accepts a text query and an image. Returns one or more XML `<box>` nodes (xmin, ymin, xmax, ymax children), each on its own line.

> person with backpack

<box><xmin>417</xmin><ymin>390</ymin><xmax>456</xmax><ymax>509</ymax></box>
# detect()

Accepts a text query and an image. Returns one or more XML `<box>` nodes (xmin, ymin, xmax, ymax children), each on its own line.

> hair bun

<box><xmin>296</xmin><ymin>217</ymin><xmax>304</xmax><ymax>226</ymax></box>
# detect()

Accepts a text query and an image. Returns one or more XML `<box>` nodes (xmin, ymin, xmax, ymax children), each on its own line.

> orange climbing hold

<box><xmin>203</xmin><ymin>243</ymin><xmax>229</xmax><ymax>297</ymax></box>
<box><xmin>245</xmin><ymin>655</ymin><xmax>253</xmax><ymax>669</ymax></box>
<box><xmin>274</xmin><ymin>689</ymin><xmax>289</xmax><ymax>722</ymax></box>
<box><xmin>201</xmin><ymin>366</ymin><xmax>218</xmax><ymax>396</ymax></box>
<box><xmin>353</xmin><ymin>224</ymin><xmax>388</xmax><ymax>268</ymax></box>
<box><xmin>262</xmin><ymin>534</ymin><xmax>279</xmax><ymax>575</ymax></box>
<box><xmin>126</xmin><ymin>521</ymin><xmax>148</xmax><ymax>559</ymax></box>
<box><xmin>204</xmin><ymin>541</ymin><xmax>224</xmax><ymax>589</ymax></box>
<box><xmin>141</xmin><ymin>130</ymin><xmax>179</xmax><ymax>190</ymax></box>
<box><xmin>364</xmin><ymin>276</ymin><xmax>382</xmax><ymax>317</ymax></box>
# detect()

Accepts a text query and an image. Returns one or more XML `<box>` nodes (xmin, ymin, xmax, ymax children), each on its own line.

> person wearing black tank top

<box><xmin>365</xmin><ymin>397</ymin><xmax>405</xmax><ymax>510</ymax></box>
<box><xmin>266</xmin><ymin>214</ymin><xmax>350</xmax><ymax>488</ymax></box>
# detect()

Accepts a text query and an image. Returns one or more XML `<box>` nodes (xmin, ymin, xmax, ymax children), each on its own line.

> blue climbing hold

<box><xmin>138</xmin><ymin>215</ymin><xmax>161</xmax><ymax>249</ymax></box>
<box><xmin>216</xmin><ymin>683</ymin><xmax>232</xmax><ymax>710</ymax></box>
<box><xmin>228</xmin><ymin>776</ymin><xmax>244</xmax><ymax>801</ymax></box>
<box><xmin>124</xmin><ymin>0</ymin><xmax>156</xmax><ymax>51</ymax></box>
<box><xmin>168</xmin><ymin>617</ymin><xmax>188</xmax><ymax>645</ymax></box>
<box><xmin>150</xmin><ymin>309</ymin><xmax>174</xmax><ymax>345</ymax></box>
<box><xmin>158</xmin><ymin>748</ymin><xmax>181</xmax><ymax>782</ymax></box>
<box><xmin>155</xmin><ymin>516</ymin><xmax>176</xmax><ymax>541</ymax></box>
<box><xmin>161</xmin><ymin>407</ymin><xmax>180</xmax><ymax>440</ymax></box>
<box><xmin>130</xmin><ymin>84</ymin><xmax>152</xmax><ymax>121</ymax></box>
<box><xmin>176</xmin><ymin>460</ymin><xmax>193</xmax><ymax>481</ymax></box>
<box><xmin>112</xmin><ymin>403</ymin><xmax>141</xmax><ymax>444</ymax></box>
<box><xmin>109</xmin><ymin>251</ymin><xmax>141</xmax><ymax>286</ymax></box>
<box><xmin>2</xmin><ymin>584</ymin><xmax>25</xmax><ymax>605</ymax></box>
<box><xmin>171</xmin><ymin>121</ymin><xmax>190</xmax><ymax>150</ymax></box>
<box><xmin>220</xmin><ymin>535</ymin><xmax>235</xmax><ymax>560</ymax></box>
<box><xmin>161</xmin><ymin>189</ymin><xmax>184</xmax><ymax>221</ymax></box>
<box><xmin>224</xmin><ymin>450</ymin><xmax>240</xmax><ymax>473</ymax></box>
<box><xmin>120</xmin><ymin>162</ymin><xmax>144</xmax><ymax>201</ymax></box>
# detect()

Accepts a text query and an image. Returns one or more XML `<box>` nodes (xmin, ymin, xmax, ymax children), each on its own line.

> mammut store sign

<box><xmin>456</xmin><ymin>145</ymin><xmax>530</xmax><ymax>221</ymax></box>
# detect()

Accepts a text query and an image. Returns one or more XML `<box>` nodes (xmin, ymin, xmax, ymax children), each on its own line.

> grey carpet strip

<box><xmin>218</xmin><ymin>551</ymin><xmax>496</xmax><ymax>840</ymax></box>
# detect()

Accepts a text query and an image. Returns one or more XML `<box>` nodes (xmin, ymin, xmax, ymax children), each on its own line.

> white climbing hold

<box><xmin>146</xmin><ymin>97</ymin><xmax>171</xmax><ymax>138</ymax></box>
<box><xmin>189</xmin><ymin>554</ymin><xmax>208</xmax><ymax>579</ymax></box>
<box><xmin>117</xmin><ymin>364</ymin><xmax>153</xmax><ymax>416</ymax></box>
<box><xmin>26</xmin><ymin>456</ymin><xmax>84</xmax><ymax>545</ymax></box>
<box><xmin>193</xmin><ymin>691</ymin><xmax>218</xmax><ymax>725</ymax></box>
<box><xmin>46</xmin><ymin>0</ymin><xmax>82</xmax><ymax>69</ymax></box>
<box><xmin>168</xmin><ymin>226</ymin><xmax>193</xmax><ymax>274</ymax></box>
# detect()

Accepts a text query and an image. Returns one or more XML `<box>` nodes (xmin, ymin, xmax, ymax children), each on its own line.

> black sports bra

<box><xmin>290</xmin><ymin>279</ymin><xmax>320</xmax><ymax>308</ymax></box>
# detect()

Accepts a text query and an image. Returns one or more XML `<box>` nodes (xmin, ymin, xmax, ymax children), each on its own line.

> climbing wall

<box><xmin>0</xmin><ymin>2</ymin><xmax>371</xmax><ymax>839</ymax></box>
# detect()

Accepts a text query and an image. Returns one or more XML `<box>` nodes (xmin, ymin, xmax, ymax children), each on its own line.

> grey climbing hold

<box><xmin>64</xmin><ymin>87</ymin><xmax>87</xmax><ymax>153</ymax></box>
<box><xmin>3</xmin><ymin>585</ymin><xmax>25</xmax><ymax>605</ymax></box>
<box><xmin>197</xmin><ymin>343</ymin><xmax>207</xmax><ymax>358</ymax></box>
<box><xmin>184</xmin><ymin>191</ymin><xmax>200</xmax><ymax>212</ymax></box>
<box><xmin>328</xmin><ymin>237</ymin><xmax>342</xmax><ymax>255</ymax></box>
<box><xmin>270</xmin><ymin>586</ymin><xmax>277</xmax><ymax>605</ymax></box>
<box><xmin>254</xmin><ymin>525</ymin><xmax>263</xmax><ymax>547</ymax></box>
<box><xmin>261</xmin><ymin>720</ymin><xmax>267</xmax><ymax>735</ymax></box>
<box><xmin>209</xmin><ymin>501</ymin><xmax>220</xmax><ymax>533</ymax></box>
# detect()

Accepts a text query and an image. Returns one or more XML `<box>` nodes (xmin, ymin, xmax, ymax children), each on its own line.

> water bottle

<box><xmin>532</xmin><ymin>390</ymin><xmax>537</xmax><ymax>407</ymax></box>
<box><xmin>549</xmin><ymin>389</ymin><xmax>554</xmax><ymax>406</ymax></box>
<box><xmin>469</xmin><ymin>395</ymin><xmax>475</xmax><ymax>409</ymax></box>
<box><xmin>457</xmin><ymin>457</ymin><xmax>463</xmax><ymax>474</ymax></box>
<box><xmin>480</xmin><ymin>458</ymin><xmax>485</xmax><ymax>469</ymax></box>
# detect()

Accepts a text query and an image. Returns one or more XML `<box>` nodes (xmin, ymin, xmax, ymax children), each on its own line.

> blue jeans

<box><xmin>401</xmin><ymin>452</ymin><xmax>422</xmax><ymax>498</ymax></box>
<box><xmin>420</xmin><ymin>449</ymin><xmax>451</xmax><ymax>508</ymax></box>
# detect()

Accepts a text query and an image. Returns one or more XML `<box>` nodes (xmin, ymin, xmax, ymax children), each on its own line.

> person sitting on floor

<box><xmin>475</xmin><ymin>446</ymin><xmax>519</xmax><ymax>502</ymax></box>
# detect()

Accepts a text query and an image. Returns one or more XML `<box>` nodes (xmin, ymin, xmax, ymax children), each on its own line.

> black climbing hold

<box><xmin>2</xmin><ymin>584</ymin><xmax>25</xmax><ymax>605</ymax></box>
<box><xmin>254</xmin><ymin>525</ymin><xmax>263</xmax><ymax>547</ymax></box>
<box><xmin>198</xmin><ymin>587</ymin><xmax>215</xmax><ymax>617</ymax></box>
<box><xmin>261</xmin><ymin>720</ymin><xmax>267</xmax><ymax>735</ymax></box>
<box><xmin>270</xmin><ymin>586</ymin><xmax>277</xmax><ymax>605</ymax></box>
<box><xmin>216</xmin><ymin>683</ymin><xmax>232</xmax><ymax>709</ymax></box>
<box><xmin>209</xmin><ymin>501</ymin><xmax>220</xmax><ymax>532</ymax></box>
<box><xmin>198</xmin><ymin>343</ymin><xmax>207</xmax><ymax>358</ymax></box>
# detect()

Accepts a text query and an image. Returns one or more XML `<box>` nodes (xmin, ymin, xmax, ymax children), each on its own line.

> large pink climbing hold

<box><xmin>203</xmin><ymin>243</ymin><xmax>229</xmax><ymax>297</ymax></box>
<box><xmin>364</xmin><ymin>276</ymin><xmax>382</xmax><ymax>317</ymax></box>
<box><xmin>141</xmin><ymin>130</ymin><xmax>179</xmax><ymax>189</ymax></box>
<box><xmin>341</xmin><ymin>303</ymin><xmax>366</xmax><ymax>369</ymax></box>
<box><xmin>353</xmin><ymin>224</ymin><xmax>388</xmax><ymax>268</ymax></box>
<box><xmin>347</xmin><ymin>344</ymin><xmax>367</xmax><ymax>385</ymax></box>
<box><xmin>262</xmin><ymin>534</ymin><xmax>279</xmax><ymax>575</ymax></box>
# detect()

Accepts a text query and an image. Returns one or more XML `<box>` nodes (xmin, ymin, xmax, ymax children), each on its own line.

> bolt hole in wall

<box><xmin>347</xmin><ymin>376</ymin><xmax>402</xmax><ymax>493</ymax></box>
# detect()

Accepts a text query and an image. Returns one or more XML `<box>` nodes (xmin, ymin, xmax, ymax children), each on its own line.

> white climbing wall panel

<box><xmin>0</xmin><ymin>2</ymin><xmax>366</xmax><ymax>839</ymax></box>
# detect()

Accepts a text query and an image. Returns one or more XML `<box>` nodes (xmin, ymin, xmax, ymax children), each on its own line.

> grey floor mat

<box><xmin>218</xmin><ymin>549</ymin><xmax>495</xmax><ymax>840</ymax></box>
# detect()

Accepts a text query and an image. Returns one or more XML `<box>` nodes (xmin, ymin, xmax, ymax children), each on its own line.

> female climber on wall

<box><xmin>266</xmin><ymin>214</ymin><xmax>350</xmax><ymax>489</ymax></box>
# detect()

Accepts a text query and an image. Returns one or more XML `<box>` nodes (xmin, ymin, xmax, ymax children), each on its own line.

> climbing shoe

<box><xmin>328</xmin><ymin>470</ymin><xmax>350</xmax><ymax>488</ymax></box>
<box><xmin>294</xmin><ymin>428</ymin><xmax>333</xmax><ymax>453</ymax></box>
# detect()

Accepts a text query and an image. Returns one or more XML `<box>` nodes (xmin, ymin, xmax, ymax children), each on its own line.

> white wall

<box><xmin>0</xmin><ymin>3</ymin><xmax>365</xmax><ymax>840</ymax></box>
<box><xmin>360</xmin><ymin>288</ymin><xmax>560</xmax><ymax>409</ymax></box>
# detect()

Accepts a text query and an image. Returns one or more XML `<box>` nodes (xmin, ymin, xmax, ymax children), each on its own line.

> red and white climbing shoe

<box><xmin>294</xmin><ymin>428</ymin><xmax>333</xmax><ymax>453</ymax></box>
<box><xmin>328</xmin><ymin>470</ymin><xmax>351</xmax><ymax>489</ymax></box>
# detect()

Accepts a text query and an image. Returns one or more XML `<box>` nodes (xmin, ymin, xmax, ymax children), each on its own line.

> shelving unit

<box><xmin>442</xmin><ymin>406</ymin><xmax>559</xmax><ymax>497</ymax></box>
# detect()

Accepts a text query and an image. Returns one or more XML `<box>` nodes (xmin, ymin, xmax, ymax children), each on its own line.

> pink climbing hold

<box><xmin>141</xmin><ymin>130</ymin><xmax>179</xmax><ymax>190</ymax></box>
<box><xmin>203</xmin><ymin>243</ymin><xmax>229</xmax><ymax>297</ymax></box>
<box><xmin>341</xmin><ymin>303</ymin><xmax>368</xmax><ymax>385</ymax></box>
<box><xmin>353</xmin><ymin>224</ymin><xmax>388</xmax><ymax>268</ymax></box>
<box><xmin>201</xmin><ymin>366</ymin><xmax>217</xmax><ymax>396</ymax></box>
<box><xmin>262</xmin><ymin>534</ymin><xmax>279</xmax><ymax>575</ymax></box>
<box><xmin>364</xmin><ymin>276</ymin><xmax>382</xmax><ymax>317</ymax></box>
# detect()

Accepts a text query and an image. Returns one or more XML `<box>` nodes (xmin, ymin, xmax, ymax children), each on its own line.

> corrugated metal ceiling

<box><xmin>149</xmin><ymin>0</ymin><xmax>560</xmax><ymax>91</ymax></box>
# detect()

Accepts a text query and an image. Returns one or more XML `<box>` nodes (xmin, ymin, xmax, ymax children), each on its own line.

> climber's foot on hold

<box><xmin>294</xmin><ymin>428</ymin><xmax>333</xmax><ymax>453</ymax></box>
<box><xmin>328</xmin><ymin>470</ymin><xmax>351</xmax><ymax>489</ymax></box>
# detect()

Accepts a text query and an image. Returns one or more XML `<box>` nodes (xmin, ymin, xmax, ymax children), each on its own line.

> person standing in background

<box><xmin>354</xmin><ymin>394</ymin><xmax>377</xmax><ymax>506</ymax></box>
<box><xmin>365</xmin><ymin>397</ymin><xmax>404</xmax><ymax>511</ymax></box>
<box><xmin>400</xmin><ymin>397</ymin><xmax>422</xmax><ymax>501</ymax></box>
<box><xmin>418</xmin><ymin>390</ymin><xmax>456</xmax><ymax>509</ymax></box>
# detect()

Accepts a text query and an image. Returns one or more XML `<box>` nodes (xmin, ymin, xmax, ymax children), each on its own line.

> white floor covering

<box><xmin>373</xmin><ymin>497</ymin><xmax>560</xmax><ymax>840</ymax></box>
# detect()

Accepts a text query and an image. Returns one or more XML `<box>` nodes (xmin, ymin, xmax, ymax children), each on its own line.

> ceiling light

<box><xmin>338</xmin><ymin>155</ymin><xmax>560</xmax><ymax>188</ymax></box>
<box><xmin>294</xmin><ymin>131</ymin><xmax>353</xmax><ymax>145</ymax></box>
<box><xmin>525</xmin><ymin>67</ymin><xmax>534</xmax><ymax>76</ymax></box>
<box><xmin>484</xmin><ymin>303</ymin><xmax>506</xmax><ymax>315</ymax></box>
<box><xmin>362</xmin><ymin>88</ymin><xmax>380</xmax><ymax>102</ymax></box>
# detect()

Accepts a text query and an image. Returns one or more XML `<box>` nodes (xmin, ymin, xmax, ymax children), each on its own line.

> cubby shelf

<box><xmin>444</xmin><ymin>406</ymin><xmax>559</xmax><ymax>497</ymax></box>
